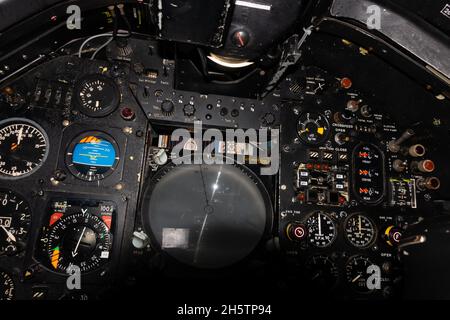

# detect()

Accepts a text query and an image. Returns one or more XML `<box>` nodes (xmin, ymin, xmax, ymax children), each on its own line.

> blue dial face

<box><xmin>66</xmin><ymin>132</ymin><xmax>119</xmax><ymax>181</ymax></box>
<box><xmin>73</xmin><ymin>137</ymin><xmax>116</xmax><ymax>167</ymax></box>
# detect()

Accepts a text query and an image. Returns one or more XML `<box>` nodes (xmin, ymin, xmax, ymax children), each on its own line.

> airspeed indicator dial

<box><xmin>44</xmin><ymin>211</ymin><xmax>112</xmax><ymax>273</ymax></box>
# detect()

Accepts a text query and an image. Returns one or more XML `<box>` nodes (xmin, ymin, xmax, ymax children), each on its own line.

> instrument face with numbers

<box><xmin>0</xmin><ymin>118</ymin><xmax>49</xmax><ymax>179</ymax></box>
<box><xmin>0</xmin><ymin>189</ymin><xmax>31</xmax><ymax>256</ymax></box>
<box><xmin>0</xmin><ymin>271</ymin><xmax>15</xmax><ymax>300</ymax></box>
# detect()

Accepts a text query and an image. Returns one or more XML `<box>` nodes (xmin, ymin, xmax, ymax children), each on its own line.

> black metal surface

<box><xmin>153</xmin><ymin>0</ymin><xmax>231</xmax><ymax>48</ymax></box>
<box><xmin>0</xmin><ymin>0</ymin><xmax>450</xmax><ymax>301</ymax></box>
<box><xmin>330</xmin><ymin>0</ymin><xmax>450</xmax><ymax>79</ymax></box>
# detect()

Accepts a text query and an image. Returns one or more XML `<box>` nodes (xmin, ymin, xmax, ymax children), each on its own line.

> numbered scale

<box><xmin>0</xmin><ymin>118</ymin><xmax>49</xmax><ymax>179</ymax></box>
<box><xmin>37</xmin><ymin>199</ymin><xmax>114</xmax><ymax>273</ymax></box>
<box><xmin>0</xmin><ymin>189</ymin><xmax>32</xmax><ymax>255</ymax></box>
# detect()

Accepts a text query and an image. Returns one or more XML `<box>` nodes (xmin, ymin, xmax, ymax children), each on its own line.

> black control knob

<box><xmin>286</xmin><ymin>223</ymin><xmax>307</xmax><ymax>242</ymax></box>
<box><xmin>220</xmin><ymin>107</ymin><xmax>228</xmax><ymax>116</ymax></box>
<box><xmin>183</xmin><ymin>104</ymin><xmax>196</xmax><ymax>117</ymax></box>
<box><xmin>161</xmin><ymin>100</ymin><xmax>174</xmax><ymax>116</ymax></box>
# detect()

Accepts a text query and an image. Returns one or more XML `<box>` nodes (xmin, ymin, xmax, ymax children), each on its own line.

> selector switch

<box><xmin>231</xmin><ymin>109</ymin><xmax>239</xmax><ymax>117</ymax></box>
<box><xmin>286</xmin><ymin>223</ymin><xmax>307</xmax><ymax>242</ymax></box>
<box><xmin>161</xmin><ymin>100</ymin><xmax>175</xmax><ymax>116</ymax></box>
<box><xmin>183</xmin><ymin>104</ymin><xmax>196</xmax><ymax>117</ymax></box>
<box><xmin>220</xmin><ymin>107</ymin><xmax>229</xmax><ymax>116</ymax></box>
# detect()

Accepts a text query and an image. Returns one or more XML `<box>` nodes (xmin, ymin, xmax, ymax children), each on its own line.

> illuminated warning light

<box><xmin>306</xmin><ymin>163</ymin><xmax>314</xmax><ymax>170</ymax></box>
<box><xmin>101</xmin><ymin>215</ymin><xmax>112</xmax><ymax>230</ymax></box>
<box><xmin>49</xmin><ymin>212</ymin><xmax>63</xmax><ymax>226</ymax></box>
<box><xmin>321</xmin><ymin>164</ymin><xmax>330</xmax><ymax>171</ymax></box>
<box><xmin>340</xmin><ymin>77</ymin><xmax>353</xmax><ymax>89</ymax></box>
<box><xmin>51</xmin><ymin>247</ymin><xmax>60</xmax><ymax>269</ymax></box>
<box><xmin>358</xmin><ymin>152</ymin><xmax>369</xmax><ymax>158</ymax></box>
<box><xmin>314</xmin><ymin>164</ymin><xmax>322</xmax><ymax>170</ymax></box>
<box><xmin>359</xmin><ymin>188</ymin><xmax>369</xmax><ymax>194</ymax></box>
<box><xmin>359</xmin><ymin>169</ymin><xmax>369</xmax><ymax>176</ymax></box>
<box><xmin>338</xmin><ymin>196</ymin><xmax>346</xmax><ymax>204</ymax></box>
<box><xmin>317</xmin><ymin>127</ymin><xmax>325</xmax><ymax>135</ymax></box>
<box><xmin>297</xmin><ymin>192</ymin><xmax>305</xmax><ymax>201</ymax></box>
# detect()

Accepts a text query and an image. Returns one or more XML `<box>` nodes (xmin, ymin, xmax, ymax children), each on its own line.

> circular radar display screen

<box><xmin>66</xmin><ymin>131</ymin><xmax>119</xmax><ymax>181</ymax></box>
<box><xmin>142</xmin><ymin>162</ymin><xmax>271</xmax><ymax>269</ymax></box>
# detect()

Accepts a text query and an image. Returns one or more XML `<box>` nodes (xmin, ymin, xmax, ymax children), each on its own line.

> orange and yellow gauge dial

<box><xmin>297</xmin><ymin>112</ymin><xmax>330</xmax><ymax>145</ymax></box>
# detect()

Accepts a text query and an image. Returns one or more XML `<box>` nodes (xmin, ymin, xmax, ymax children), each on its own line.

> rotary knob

<box><xmin>183</xmin><ymin>104</ymin><xmax>196</xmax><ymax>117</ymax></box>
<box><xmin>161</xmin><ymin>100</ymin><xmax>174</xmax><ymax>116</ymax></box>
<box><xmin>384</xmin><ymin>226</ymin><xmax>402</xmax><ymax>246</ymax></box>
<box><xmin>286</xmin><ymin>223</ymin><xmax>307</xmax><ymax>242</ymax></box>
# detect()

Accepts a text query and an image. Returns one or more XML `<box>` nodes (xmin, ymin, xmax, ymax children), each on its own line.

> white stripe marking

<box><xmin>235</xmin><ymin>0</ymin><xmax>271</xmax><ymax>11</ymax></box>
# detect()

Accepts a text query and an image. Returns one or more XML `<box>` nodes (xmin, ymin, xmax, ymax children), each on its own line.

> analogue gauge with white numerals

<box><xmin>0</xmin><ymin>118</ymin><xmax>49</xmax><ymax>179</ymax></box>
<box><xmin>344</xmin><ymin>214</ymin><xmax>377</xmax><ymax>248</ymax></box>
<box><xmin>305</xmin><ymin>211</ymin><xmax>337</xmax><ymax>248</ymax></box>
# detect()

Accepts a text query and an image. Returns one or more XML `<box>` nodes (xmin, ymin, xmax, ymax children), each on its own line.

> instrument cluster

<box><xmin>0</xmin><ymin>37</ymin><xmax>447</xmax><ymax>300</ymax></box>
<box><xmin>278</xmin><ymin>66</ymin><xmax>443</xmax><ymax>298</ymax></box>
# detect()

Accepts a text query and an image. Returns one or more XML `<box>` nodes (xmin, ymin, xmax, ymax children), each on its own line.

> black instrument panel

<box><xmin>0</xmin><ymin>35</ymin><xmax>448</xmax><ymax>300</ymax></box>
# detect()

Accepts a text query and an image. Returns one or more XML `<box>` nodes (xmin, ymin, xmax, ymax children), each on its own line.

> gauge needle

<box><xmin>358</xmin><ymin>215</ymin><xmax>362</xmax><ymax>234</ymax></box>
<box><xmin>352</xmin><ymin>274</ymin><xmax>362</xmax><ymax>283</ymax></box>
<box><xmin>1</xmin><ymin>226</ymin><xmax>16</xmax><ymax>243</ymax></box>
<box><xmin>72</xmin><ymin>226</ymin><xmax>86</xmax><ymax>258</ymax></box>
<box><xmin>318</xmin><ymin>213</ymin><xmax>323</xmax><ymax>236</ymax></box>
<box><xmin>17</xmin><ymin>127</ymin><xmax>24</xmax><ymax>146</ymax></box>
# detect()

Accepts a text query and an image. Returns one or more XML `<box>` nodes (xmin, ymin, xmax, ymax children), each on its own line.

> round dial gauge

<box><xmin>66</xmin><ymin>131</ymin><xmax>120</xmax><ymax>182</ymax></box>
<box><xmin>344</xmin><ymin>214</ymin><xmax>376</xmax><ymax>248</ymax></box>
<box><xmin>0</xmin><ymin>189</ymin><xmax>31</xmax><ymax>255</ymax></box>
<box><xmin>74</xmin><ymin>74</ymin><xmax>120</xmax><ymax>117</ymax></box>
<box><xmin>0</xmin><ymin>118</ymin><xmax>49</xmax><ymax>179</ymax></box>
<box><xmin>0</xmin><ymin>271</ymin><xmax>15</xmax><ymax>300</ymax></box>
<box><xmin>305</xmin><ymin>211</ymin><xmax>337</xmax><ymax>248</ymax></box>
<box><xmin>305</xmin><ymin>255</ymin><xmax>339</xmax><ymax>291</ymax></box>
<box><xmin>142</xmin><ymin>161</ymin><xmax>270</xmax><ymax>269</ymax></box>
<box><xmin>45</xmin><ymin>211</ymin><xmax>112</xmax><ymax>273</ymax></box>
<box><xmin>297</xmin><ymin>112</ymin><xmax>330</xmax><ymax>145</ymax></box>
<box><xmin>346</xmin><ymin>256</ymin><xmax>376</xmax><ymax>293</ymax></box>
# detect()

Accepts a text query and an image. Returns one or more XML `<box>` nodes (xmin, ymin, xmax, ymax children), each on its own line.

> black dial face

<box><xmin>297</xmin><ymin>112</ymin><xmax>330</xmax><ymax>145</ymax></box>
<box><xmin>44</xmin><ymin>211</ymin><xmax>112</xmax><ymax>273</ymax></box>
<box><xmin>74</xmin><ymin>74</ymin><xmax>120</xmax><ymax>117</ymax></box>
<box><xmin>0</xmin><ymin>271</ymin><xmax>14</xmax><ymax>300</ymax></box>
<box><xmin>346</xmin><ymin>256</ymin><xmax>375</xmax><ymax>293</ymax></box>
<box><xmin>344</xmin><ymin>214</ymin><xmax>376</xmax><ymax>248</ymax></box>
<box><xmin>0</xmin><ymin>190</ymin><xmax>31</xmax><ymax>255</ymax></box>
<box><xmin>0</xmin><ymin>119</ymin><xmax>49</xmax><ymax>179</ymax></box>
<box><xmin>305</xmin><ymin>211</ymin><xmax>337</xmax><ymax>248</ymax></box>
<box><xmin>305</xmin><ymin>255</ymin><xmax>339</xmax><ymax>291</ymax></box>
<box><xmin>66</xmin><ymin>131</ymin><xmax>120</xmax><ymax>181</ymax></box>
